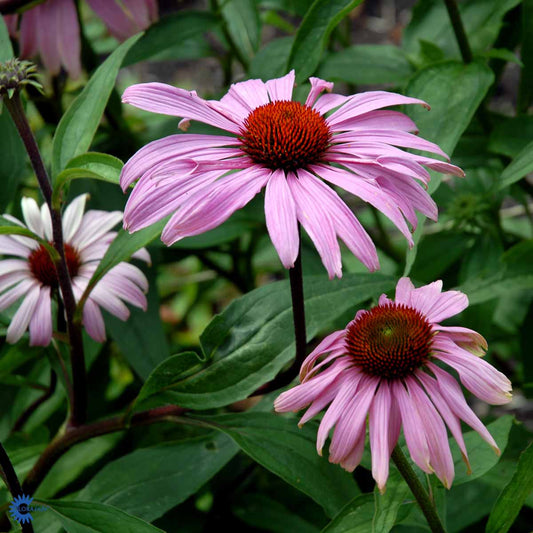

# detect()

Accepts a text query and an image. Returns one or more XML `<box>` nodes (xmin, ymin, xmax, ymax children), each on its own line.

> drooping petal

<box><xmin>369</xmin><ymin>382</ymin><xmax>392</xmax><ymax>492</ymax></box>
<box><xmin>28</xmin><ymin>286</ymin><xmax>53</xmax><ymax>346</ymax></box>
<box><xmin>264</xmin><ymin>169</ymin><xmax>299</xmax><ymax>269</ymax></box>
<box><xmin>288</xmin><ymin>172</ymin><xmax>342</xmax><ymax>279</ymax></box>
<box><xmin>299</xmin><ymin>329</ymin><xmax>346</xmax><ymax>381</ymax></box>
<box><xmin>161</xmin><ymin>167</ymin><xmax>270</xmax><ymax>245</ymax></box>
<box><xmin>6</xmin><ymin>283</ymin><xmax>40</xmax><ymax>344</ymax></box>
<box><xmin>56</xmin><ymin>0</ymin><xmax>81</xmax><ymax>78</ymax></box>
<box><xmin>405</xmin><ymin>376</ymin><xmax>454</xmax><ymax>488</ymax></box>
<box><xmin>122</xmin><ymin>83</ymin><xmax>242</xmax><ymax>134</ymax></box>
<box><xmin>435</xmin><ymin>325</ymin><xmax>487</xmax><ymax>356</ymax></box>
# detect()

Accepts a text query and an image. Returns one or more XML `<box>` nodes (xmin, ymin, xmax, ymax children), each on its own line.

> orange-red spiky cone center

<box><xmin>240</xmin><ymin>101</ymin><xmax>331</xmax><ymax>171</ymax></box>
<box><xmin>345</xmin><ymin>303</ymin><xmax>433</xmax><ymax>379</ymax></box>
<box><xmin>29</xmin><ymin>243</ymin><xmax>80</xmax><ymax>287</ymax></box>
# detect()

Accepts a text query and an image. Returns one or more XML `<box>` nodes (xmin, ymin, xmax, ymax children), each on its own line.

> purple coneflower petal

<box><xmin>266</xmin><ymin>70</ymin><xmax>295</xmax><ymax>102</ymax></box>
<box><xmin>29</xmin><ymin>287</ymin><xmax>53</xmax><ymax>346</ymax></box>
<box><xmin>6</xmin><ymin>283</ymin><xmax>40</xmax><ymax>344</ymax></box>
<box><xmin>62</xmin><ymin>194</ymin><xmax>87</xmax><ymax>241</ymax></box>
<box><xmin>264</xmin><ymin>169</ymin><xmax>299</xmax><ymax>269</ymax></box>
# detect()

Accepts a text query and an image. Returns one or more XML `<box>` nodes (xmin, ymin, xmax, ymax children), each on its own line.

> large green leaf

<box><xmin>498</xmin><ymin>139</ymin><xmax>533</xmax><ymax>189</ymax></box>
<box><xmin>403</xmin><ymin>60</ymin><xmax>494</xmax><ymax>276</ymax></box>
<box><xmin>488</xmin><ymin>115</ymin><xmax>533</xmax><ymax>158</ymax></box>
<box><xmin>486</xmin><ymin>442</ymin><xmax>533</xmax><ymax>533</ymax></box>
<box><xmin>321</xmin><ymin>494</ymin><xmax>375</xmax><ymax>533</ymax></box>
<box><xmin>0</xmin><ymin>15</ymin><xmax>14</xmax><ymax>61</ymax></box>
<box><xmin>51</xmin><ymin>34</ymin><xmax>141</xmax><ymax>178</ymax></box>
<box><xmin>79</xmin><ymin>433</ymin><xmax>238</xmax><ymax>522</ymax></box>
<box><xmin>36</xmin><ymin>500</ymin><xmax>164</xmax><ymax>532</ymax></box>
<box><xmin>459</xmin><ymin>241</ymin><xmax>533</xmax><ymax>305</ymax></box>
<box><xmin>287</xmin><ymin>0</ymin><xmax>364</xmax><ymax>82</ymax></box>
<box><xmin>451</xmin><ymin>416</ymin><xmax>514</xmax><ymax>485</ymax></box>
<box><xmin>323</xmin><ymin>469</ymin><xmax>409</xmax><ymax>533</ymax></box>
<box><xmin>318</xmin><ymin>45</ymin><xmax>414</xmax><ymax>86</ymax></box>
<box><xmin>199</xmin><ymin>412</ymin><xmax>359</xmax><ymax>518</ymax></box>
<box><xmin>53</xmin><ymin>152</ymin><xmax>123</xmax><ymax>202</ymax></box>
<box><xmin>138</xmin><ymin>273</ymin><xmax>394</xmax><ymax>410</ymax></box>
<box><xmin>249</xmin><ymin>36</ymin><xmax>294</xmax><ymax>80</ymax></box>
<box><xmin>123</xmin><ymin>11</ymin><xmax>218</xmax><ymax>65</ymax></box>
<box><xmin>403</xmin><ymin>0</ymin><xmax>521</xmax><ymax>58</ymax></box>
<box><xmin>518</xmin><ymin>0</ymin><xmax>533</xmax><ymax>112</ymax></box>
<box><xmin>220</xmin><ymin>0</ymin><xmax>261</xmax><ymax>66</ymax></box>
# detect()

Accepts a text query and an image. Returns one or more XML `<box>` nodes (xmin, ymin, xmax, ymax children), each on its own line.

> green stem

<box><xmin>443</xmin><ymin>0</ymin><xmax>473</xmax><ymax>64</ymax></box>
<box><xmin>4</xmin><ymin>92</ymin><xmax>87</xmax><ymax>427</ymax></box>
<box><xmin>391</xmin><ymin>445</ymin><xmax>446</xmax><ymax>533</ymax></box>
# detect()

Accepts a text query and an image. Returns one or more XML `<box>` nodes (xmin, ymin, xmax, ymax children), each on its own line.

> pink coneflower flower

<box><xmin>4</xmin><ymin>0</ymin><xmax>157</xmax><ymax>78</ymax></box>
<box><xmin>0</xmin><ymin>195</ymin><xmax>150</xmax><ymax>346</ymax></box>
<box><xmin>274</xmin><ymin>277</ymin><xmax>512</xmax><ymax>491</ymax></box>
<box><xmin>120</xmin><ymin>70</ymin><xmax>463</xmax><ymax>278</ymax></box>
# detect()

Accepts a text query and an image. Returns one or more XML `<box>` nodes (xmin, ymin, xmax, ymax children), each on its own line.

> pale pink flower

<box><xmin>0</xmin><ymin>195</ymin><xmax>150</xmax><ymax>346</ymax></box>
<box><xmin>120</xmin><ymin>71</ymin><xmax>463</xmax><ymax>278</ymax></box>
<box><xmin>5</xmin><ymin>0</ymin><xmax>157</xmax><ymax>78</ymax></box>
<box><xmin>274</xmin><ymin>277</ymin><xmax>512</xmax><ymax>491</ymax></box>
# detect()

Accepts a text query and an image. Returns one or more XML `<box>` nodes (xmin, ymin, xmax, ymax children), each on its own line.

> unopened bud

<box><xmin>0</xmin><ymin>58</ymin><xmax>43</xmax><ymax>98</ymax></box>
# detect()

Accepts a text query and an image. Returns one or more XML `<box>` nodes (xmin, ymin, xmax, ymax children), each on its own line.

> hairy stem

<box><xmin>4</xmin><ymin>92</ymin><xmax>87</xmax><ymax>427</ymax></box>
<box><xmin>391</xmin><ymin>445</ymin><xmax>446</xmax><ymax>533</ymax></box>
<box><xmin>0</xmin><ymin>442</ymin><xmax>34</xmax><ymax>533</ymax></box>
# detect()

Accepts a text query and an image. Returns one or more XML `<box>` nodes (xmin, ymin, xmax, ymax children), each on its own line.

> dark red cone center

<box><xmin>240</xmin><ymin>101</ymin><xmax>331</xmax><ymax>171</ymax></box>
<box><xmin>345</xmin><ymin>303</ymin><xmax>433</xmax><ymax>379</ymax></box>
<box><xmin>29</xmin><ymin>243</ymin><xmax>81</xmax><ymax>287</ymax></box>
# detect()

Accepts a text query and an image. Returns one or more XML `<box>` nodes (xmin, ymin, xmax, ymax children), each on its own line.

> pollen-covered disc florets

<box><xmin>240</xmin><ymin>100</ymin><xmax>331</xmax><ymax>171</ymax></box>
<box><xmin>345</xmin><ymin>303</ymin><xmax>433</xmax><ymax>379</ymax></box>
<box><xmin>28</xmin><ymin>243</ymin><xmax>81</xmax><ymax>288</ymax></box>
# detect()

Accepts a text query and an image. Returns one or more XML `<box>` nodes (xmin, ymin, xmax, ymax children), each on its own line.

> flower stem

<box><xmin>391</xmin><ymin>445</ymin><xmax>446</xmax><ymax>533</ymax></box>
<box><xmin>443</xmin><ymin>0</ymin><xmax>473</xmax><ymax>64</ymax></box>
<box><xmin>4</xmin><ymin>92</ymin><xmax>87</xmax><ymax>427</ymax></box>
<box><xmin>0</xmin><ymin>442</ymin><xmax>34</xmax><ymax>533</ymax></box>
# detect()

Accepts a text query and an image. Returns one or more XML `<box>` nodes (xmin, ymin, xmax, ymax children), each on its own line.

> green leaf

<box><xmin>482</xmin><ymin>48</ymin><xmax>523</xmax><ymax>66</ymax></box>
<box><xmin>220</xmin><ymin>0</ymin><xmax>261</xmax><ymax>66</ymax></box>
<box><xmin>0</xmin><ymin>216</ymin><xmax>58</xmax><ymax>258</ymax></box>
<box><xmin>36</xmin><ymin>500</ymin><xmax>164</xmax><ymax>532</ymax></box>
<box><xmin>451</xmin><ymin>416</ymin><xmax>514</xmax><ymax>485</ymax></box>
<box><xmin>249</xmin><ymin>36</ymin><xmax>294</xmax><ymax>80</ymax></box>
<box><xmin>318</xmin><ymin>45</ymin><xmax>414</xmax><ymax>86</ymax></box>
<box><xmin>321</xmin><ymin>494</ymin><xmax>375</xmax><ymax>532</ymax></box>
<box><xmin>486</xmin><ymin>443</ymin><xmax>533</xmax><ymax>533</ymax></box>
<box><xmin>145</xmin><ymin>273</ymin><xmax>394</xmax><ymax>410</ymax></box>
<box><xmin>405</xmin><ymin>60</ymin><xmax>494</xmax><ymax>160</ymax></box>
<box><xmin>403</xmin><ymin>0</ymin><xmax>521</xmax><ymax>58</ymax></box>
<box><xmin>51</xmin><ymin>34</ymin><xmax>141</xmax><ymax>179</ymax></box>
<box><xmin>76</xmin><ymin>219</ymin><xmax>166</xmax><ymax>318</ymax></box>
<box><xmin>372</xmin><ymin>469</ymin><xmax>410</xmax><ymax>533</ymax></box>
<box><xmin>123</xmin><ymin>11</ymin><xmax>218</xmax><ymax>65</ymax></box>
<box><xmin>459</xmin><ymin>241</ymin><xmax>533</xmax><ymax>305</ymax></box>
<box><xmin>0</xmin><ymin>15</ymin><xmax>14</xmax><ymax>61</ymax></box>
<box><xmin>287</xmin><ymin>0</ymin><xmax>364</xmax><ymax>82</ymax></box>
<box><xmin>54</xmin><ymin>152</ymin><xmax>123</xmax><ymax>198</ymax></box>
<box><xmin>499</xmin><ymin>139</ymin><xmax>533</xmax><ymax>189</ymax></box>
<box><xmin>79</xmin><ymin>433</ymin><xmax>238</xmax><ymax>522</ymax></box>
<box><xmin>136</xmin><ymin>352</ymin><xmax>205</xmax><ymax>404</ymax></box>
<box><xmin>489</xmin><ymin>115</ymin><xmax>533</xmax><ymax>158</ymax></box>
<box><xmin>402</xmin><ymin>60</ymin><xmax>494</xmax><ymax>276</ymax></box>
<box><xmin>199</xmin><ymin>412</ymin><xmax>359</xmax><ymax>518</ymax></box>
<box><xmin>0</xmin><ymin>112</ymin><xmax>27</xmax><ymax>212</ymax></box>
<box><xmin>232</xmin><ymin>493</ymin><xmax>321</xmax><ymax>533</ymax></box>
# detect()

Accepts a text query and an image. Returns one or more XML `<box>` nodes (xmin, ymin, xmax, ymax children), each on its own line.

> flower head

<box><xmin>120</xmin><ymin>71</ymin><xmax>463</xmax><ymax>278</ymax></box>
<box><xmin>0</xmin><ymin>195</ymin><xmax>150</xmax><ymax>346</ymax></box>
<box><xmin>5</xmin><ymin>0</ymin><xmax>157</xmax><ymax>78</ymax></box>
<box><xmin>274</xmin><ymin>277</ymin><xmax>512</xmax><ymax>491</ymax></box>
